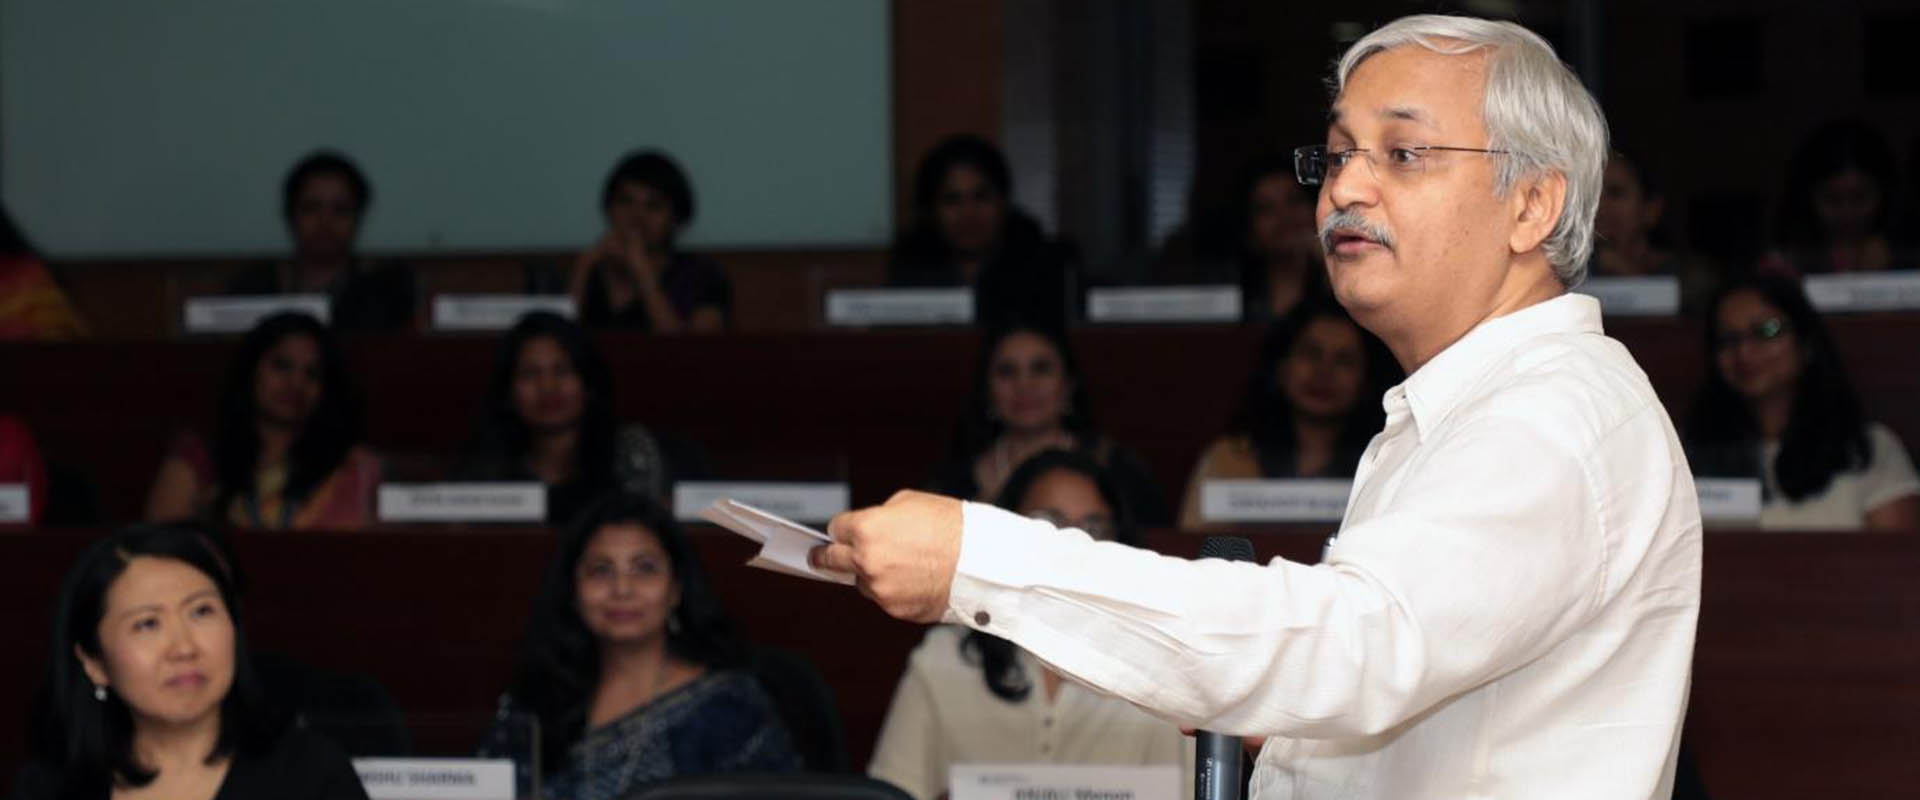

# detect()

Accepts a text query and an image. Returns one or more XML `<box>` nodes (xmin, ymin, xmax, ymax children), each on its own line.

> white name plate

<box><xmin>825</xmin><ymin>287</ymin><xmax>974</xmax><ymax>326</ymax></box>
<box><xmin>353</xmin><ymin>758</ymin><xmax>514</xmax><ymax>800</ymax></box>
<box><xmin>1087</xmin><ymin>285</ymin><xmax>1241</xmax><ymax>323</ymax></box>
<box><xmin>674</xmin><ymin>481</ymin><xmax>849</xmax><ymax>524</ymax></box>
<box><xmin>183</xmin><ymin>294</ymin><xmax>329</xmax><ymax>333</ymax></box>
<box><xmin>1578</xmin><ymin>275</ymin><xmax>1681</xmax><ymax>316</ymax></box>
<box><xmin>432</xmin><ymin>294</ymin><xmax>575</xmax><ymax>331</ymax></box>
<box><xmin>1803</xmin><ymin>272</ymin><xmax>1920</xmax><ymax>312</ymax></box>
<box><xmin>951</xmin><ymin>764</ymin><xmax>1180</xmax><ymax>800</ymax></box>
<box><xmin>377</xmin><ymin>483</ymin><xmax>546</xmax><ymax>523</ymax></box>
<box><xmin>0</xmin><ymin>484</ymin><xmax>28</xmax><ymax>524</ymax></box>
<box><xmin>1694</xmin><ymin>477</ymin><xmax>1762</xmax><ymax>523</ymax></box>
<box><xmin>1201</xmin><ymin>478</ymin><xmax>1352</xmax><ymax>523</ymax></box>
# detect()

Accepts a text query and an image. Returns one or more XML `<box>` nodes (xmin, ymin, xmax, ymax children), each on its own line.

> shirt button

<box><xmin>1043</xmin><ymin>717</ymin><xmax>1053</xmax><ymax>727</ymax></box>
<box><xmin>974</xmin><ymin>611</ymin><xmax>991</xmax><ymax>626</ymax></box>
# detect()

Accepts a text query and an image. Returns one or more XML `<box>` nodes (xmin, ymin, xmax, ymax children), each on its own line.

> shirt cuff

<box><xmin>947</xmin><ymin>501</ymin><xmax>1088</xmax><ymax>632</ymax></box>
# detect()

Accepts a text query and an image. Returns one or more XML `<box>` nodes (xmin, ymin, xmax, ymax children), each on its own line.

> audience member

<box><xmin>869</xmin><ymin>450</ymin><xmax>1187</xmax><ymax>799</ymax></box>
<box><xmin>144</xmin><ymin>313</ymin><xmax>381</xmax><ymax>529</ymax></box>
<box><xmin>1152</xmin><ymin>153</ymin><xmax>1326</xmax><ymax>321</ymax></box>
<box><xmin>0</xmin><ymin>415</ymin><xmax>49</xmax><ymax>528</ymax></box>
<box><xmin>1178</xmin><ymin>299</ymin><xmax>1399</xmax><ymax>528</ymax></box>
<box><xmin>887</xmin><ymin>135</ymin><xmax>1079</xmax><ymax>329</ymax></box>
<box><xmin>0</xmin><ymin>202</ymin><xmax>87</xmax><ymax>340</ymax></box>
<box><xmin>225</xmin><ymin>151</ymin><xmax>416</xmax><ymax>331</ymax></box>
<box><xmin>485</xmin><ymin>492</ymin><xmax>801</xmax><ymax>798</ymax></box>
<box><xmin>11</xmin><ymin>523</ymin><xmax>368</xmax><ymax>800</ymax></box>
<box><xmin>925</xmin><ymin>323</ymin><xmax>1170</xmax><ymax>524</ymax></box>
<box><xmin>1589</xmin><ymin>149</ymin><xmax>1718</xmax><ymax>312</ymax></box>
<box><xmin>1764</xmin><ymin>119</ymin><xmax>1912</xmax><ymax>274</ymax></box>
<box><xmin>569</xmin><ymin>151</ymin><xmax>731</xmax><ymax>333</ymax></box>
<box><xmin>1686</xmin><ymin>273</ymin><xmax>1920</xmax><ymax>529</ymax></box>
<box><xmin>455</xmin><ymin>312</ymin><xmax>701</xmax><ymax>525</ymax></box>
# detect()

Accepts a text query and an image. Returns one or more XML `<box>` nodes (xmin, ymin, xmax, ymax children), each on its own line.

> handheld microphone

<box><xmin>1194</xmin><ymin>536</ymin><xmax>1256</xmax><ymax>800</ymax></box>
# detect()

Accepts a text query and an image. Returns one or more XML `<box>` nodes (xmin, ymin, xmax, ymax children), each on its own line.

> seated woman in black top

<box><xmin>887</xmin><ymin>135</ymin><xmax>1078</xmax><ymax>329</ymax></box>
<box><xmin>925</xmin><ymin>323</ymin><xmax>1170</xmax><ymax>525</ymax></box>
<box><xmin>225</xmin><ymin>151</ymin><xmax>415</xmax><ymax>332</ymax></box>
<box><xmin>455</xmin><ymin>312</ymin><xmax>698</xmax><ymax>524</ymax></box>
<box><xmin>569</xmin><ymin>150</ymin><xmax>731</xmax><ymax>333</ymax></box>
<box><xmin>10</xmin><ymin>523</ymin><xmax>366</xmax><ymax>800</ymax></box>
<box><xmin>1176</xmin><ymin>299</ymin><xmax>1400</xmax><ymax>528</ymax></box>
<box><xmin>486</xmin><ymin>492</ymin><xmax>800</xmax><ymax>799</ymax></box>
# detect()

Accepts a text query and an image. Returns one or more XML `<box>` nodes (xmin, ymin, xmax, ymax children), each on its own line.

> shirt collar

<box><xmin>1396</xmin><ymin>292</ymin><xmax>1603</xmax><ymax>441</ymax></box>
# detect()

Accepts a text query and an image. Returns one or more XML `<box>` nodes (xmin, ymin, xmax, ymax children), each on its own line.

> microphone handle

<box><xmin>1195</xmin><ymin>730</ymin><xmax>1243</xmax><ymax>800</ymax></box>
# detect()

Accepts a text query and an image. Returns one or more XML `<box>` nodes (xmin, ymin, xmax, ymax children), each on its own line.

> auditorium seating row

<box><xmin>4</xmin><ymin>314</ymin><xmax>1918</xmax><ymax>523</ymax></box>
<box><xmin>1</xmin><ymin>528</ymin><xmax>1914</xmax><ymax>799</ymax></box>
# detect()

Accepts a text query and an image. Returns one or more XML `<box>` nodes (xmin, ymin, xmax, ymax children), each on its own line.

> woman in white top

<box><xmin>1685</xmin><ymin>273</ymin><xmax>1920</xmax><ymax>529</ymax></box>
<box><xmin>869</xmin><ymin>450</ymin><xmax>1191</xmax><ymax>799</ymax></box>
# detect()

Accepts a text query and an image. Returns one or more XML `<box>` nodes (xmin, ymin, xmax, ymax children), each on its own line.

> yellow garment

<box><xmin>0</xmin><ymin>254</ymin><xmax>88</xmax><ymax>340</ymax></box>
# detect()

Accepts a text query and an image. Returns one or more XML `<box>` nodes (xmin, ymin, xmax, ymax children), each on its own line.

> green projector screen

<box><xmin>1</xmin><ymin>0</ymin><xmax>891</xmax><ymax>257</ymax></box>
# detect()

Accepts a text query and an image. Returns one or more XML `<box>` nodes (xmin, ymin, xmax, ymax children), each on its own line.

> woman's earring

<box><xmin>93</xmin><ymin>685</ymin><xmax>107</xmax><ymax>702</ymax></box>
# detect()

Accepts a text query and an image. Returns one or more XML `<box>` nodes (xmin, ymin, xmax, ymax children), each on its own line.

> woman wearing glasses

<box><xmin>1685</xmin><ymin>272</ymin><xmax>1919</xmax><ymax>529</ymax></box>
<box><xmin>869</xmin><ymin>450</ymin><xmax>1188</xmax><ymax>800</ymax></box>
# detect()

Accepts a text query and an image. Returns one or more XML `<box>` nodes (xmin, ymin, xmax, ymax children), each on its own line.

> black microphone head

<box><xmin>1199</xmin><ymin>535</ymin><xmax>1256</xmax><ymax>563</ymax></box>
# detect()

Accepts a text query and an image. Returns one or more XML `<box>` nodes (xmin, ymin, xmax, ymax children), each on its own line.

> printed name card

<box><xmin>1200</xmin><ymin>479</ymin><xmax>1352</xmax><ymax>523</ymax></box>
<box><xmin>431</xmin><ymin>294</ymin><xmax>576</xmax><ymax>331</ymax></box>
<box><xmin>183</xmin><ymin>294</ymin><xmax>329</xmax><ymax>333</ymax></box>
<box><xmin>0</xmin><ymin>484</ymin><xmax>28</xmax><ymax>524</ymax></box>
<box><xmin>825</xmin><ymin>288</ymin><xmax>974</xmax><ymax>326</ymax></box>
<box><xmin>353</xmin><ymin>758</ymin><xmax>514</xmax><ymax>800</ymax></box>
<box><xmin>376</xmin><ymin>483</ymin><xmax>546</xmax><ymax>523</ymax></box>
<box><xmin>1086</xmin><ymin>285</ymin><xmax>1242</xmax><ymax>323</ymax></box>
<box><xmin>950</xmin><ymin>764</ymin><xmax>1180</xmax><ymax>800</ymax></box>
<box><xmin>674</xmin><ymin>481</ymin><xmax>849</xmax><ymax>524</ymax></box>
<box><xmin>1578</xmin><ymin>275</ymin><xmax>1681</xmax><ymax>316</ymax></box>
<box><xmin>1694</xmin><ymin>477</ymin><xmax>1763</xmax><ymax>523</ymax></box>
<box><xmin>1802</xmin><ymin>272</ymin><xmax>1920</xmax><ymax>312</ymax></box>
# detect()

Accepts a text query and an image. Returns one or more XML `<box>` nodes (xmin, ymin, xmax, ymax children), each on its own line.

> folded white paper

<box><xmin>697</xmin><ymin>498</ymin><xmax>855</xmax><ymax>585</ymax></box>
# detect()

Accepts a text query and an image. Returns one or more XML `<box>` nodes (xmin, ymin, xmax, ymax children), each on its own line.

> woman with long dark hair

<box><xmin>925</xmin><ymin>322</ymin><xmax>1169</xmax><ymax>525</ymax></box>
<box><xmin>568</xmin><ymin>150</ymin><xmax>731</xmax><ymax>333</ymax></box>
<box><xmin>485</xmin><ymin>492</ymin><xmax>799</xmax><ymax>798</ymax></box>
<box><xmin>0</xmin><ymin>200</ymin><xmax>87</xmax><ymax>340</ymax></box>
<box><xmin>1152</xmin><ymin>152</ymin><xmax>1326</xmax><ymax>322</ymax></box>
<box><xmin>455</xmin><ymin>312</ymin><xmax>694</xmax><ymax>525</ymax></box>
<box><xmin>144</xmin><ymin>312</ymin><xmax>380</xmax><ymax>529</ymax></box>
<box><xmin>1763</xmin><ymin>119</ymin><xmax>1912</xmax><ymax>274</ymax></box>
<box><xmin>1686</xmin><ymin>273</ymin><xmax>1919</xmax><ymax>528</ymax></box>
<box><xmin>887</xmin><ymin>134</ymin><xmax>1079</xmax><ymax>329</ymax></box>
<box><xmin>870</xmin><ymin>450</ymin><xmax>1186</xmax><ymax>798</ymax></box>
<box><xmin>10</xmin><ymin>523</ymin><xmax>365</xmax><ymax>800</ymax></box>
<box><xmin>1178</xmin><ymin>298</ymin><xmax>1400</xmax><ymax>527</ymax></box>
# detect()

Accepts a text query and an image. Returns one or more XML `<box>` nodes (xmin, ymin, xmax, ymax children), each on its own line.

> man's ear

<box><xmin>1509</xmin><ymin>170</ymin><xmax>1568</xmax><ymax>257</ymax></box>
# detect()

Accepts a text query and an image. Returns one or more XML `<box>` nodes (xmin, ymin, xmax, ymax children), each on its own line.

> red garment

<box><xmin>0</xmin><ymin>416</ymin><xmax>48</xmax><ymax>527</ymax></box>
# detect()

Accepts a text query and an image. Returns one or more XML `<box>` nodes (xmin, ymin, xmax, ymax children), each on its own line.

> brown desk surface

<box><xmin>0</xmin><ymin>528</ymin><xmax>1914</xmax><ymax>798</ymax></box>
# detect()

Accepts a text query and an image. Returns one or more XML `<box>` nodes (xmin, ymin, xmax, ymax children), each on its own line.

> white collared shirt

<box><xmin>946</xmin><ymin>293</ymin><xmax>1702</xmax><ymax>800</ymax></box>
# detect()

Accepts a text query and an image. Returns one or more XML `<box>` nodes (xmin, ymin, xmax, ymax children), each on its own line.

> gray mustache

<box><xmin>1319</xmin><ymin>209</ymin><xmax>1395</xmax><ymax>252</ymax></box>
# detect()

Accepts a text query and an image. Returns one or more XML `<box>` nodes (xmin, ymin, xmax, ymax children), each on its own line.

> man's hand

<box><xmin>810</xmin><ymin>490</ymin><xmax>964</xmax><ymax>623</ymax></box>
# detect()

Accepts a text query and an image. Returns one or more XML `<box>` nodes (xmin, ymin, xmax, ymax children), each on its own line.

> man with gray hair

<box><xmin>815</xmin><ymin>14</ymin><xmax>1700</xmax><ymax>799</ymax></box>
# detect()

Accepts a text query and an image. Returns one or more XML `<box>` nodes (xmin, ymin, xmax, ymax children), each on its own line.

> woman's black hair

<box><xmin>960</xmin><ymin>449</ymin><xmax>1138</xmax><ymax>703</ymax></box>
<box><xmin>461</xmin><ymin>311</ymin><xmax>618</xmax><ymax>490</ymax></box>
<box><xmin>2</xmin><ymin>200</ymin><xmax>39</xmax><ymax>257</ymax></box>
<box><xmin>1230</xmin><ymin>298</ymin><xmax>1398</xmax><ymax>477</ymax></box>
<box><xmin>505</xmin><ymin>491</ymin><xmax>744</xmax><ymax>774</ymax></box>
<box><xmin>27</xmin><ymin>523</ymin><xmax>284</xmax><ymax>794</ymax></box>
<box><xmin>1773</xmin><ymin>118</ymin><xmax>1903</xmax><ymax>254</ymax></box>
<box><xmin>280</xmin><ymin>150</ymin><xmax>372</xmax><ymax>225</ymax></box>
<box><xmin>947</xmin><ymin>322</ymin><xmax>1096</xmax><ymax>463</ymax></box>
<box><xmin>211</xmin><ymin>312</ymin><xmax>365</xmax><ymax>524</ymax></box>
<box><xmin>599</xmin><ymin>150</ymin><xmax>696</xmax><ymax>228</ymax></box>
<box><xmin>1686</xmin><ymin>272</ymin><xmax>1872</xmax><ymax>501</ymax></box>
<box><xmin>891</xmin><ymin>134</ymin><xmax>1028</xmax><ymax>266</ymax></box>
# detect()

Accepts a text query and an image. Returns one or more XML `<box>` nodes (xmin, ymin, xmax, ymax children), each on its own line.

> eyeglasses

<box><xmin>1027</xmin><ymin>510</ymin><xmax>1116</xmax><ymax>541</ymax></box>
<box><xmin>1715</xmin><ymin>317</ymin><xmax>1791</xmax><ymax>351</ymax></box>
<box><xmin>1293</xmin><ymin>144</ymin><xmax>1510</xmax><ymax>186</ymax></box>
